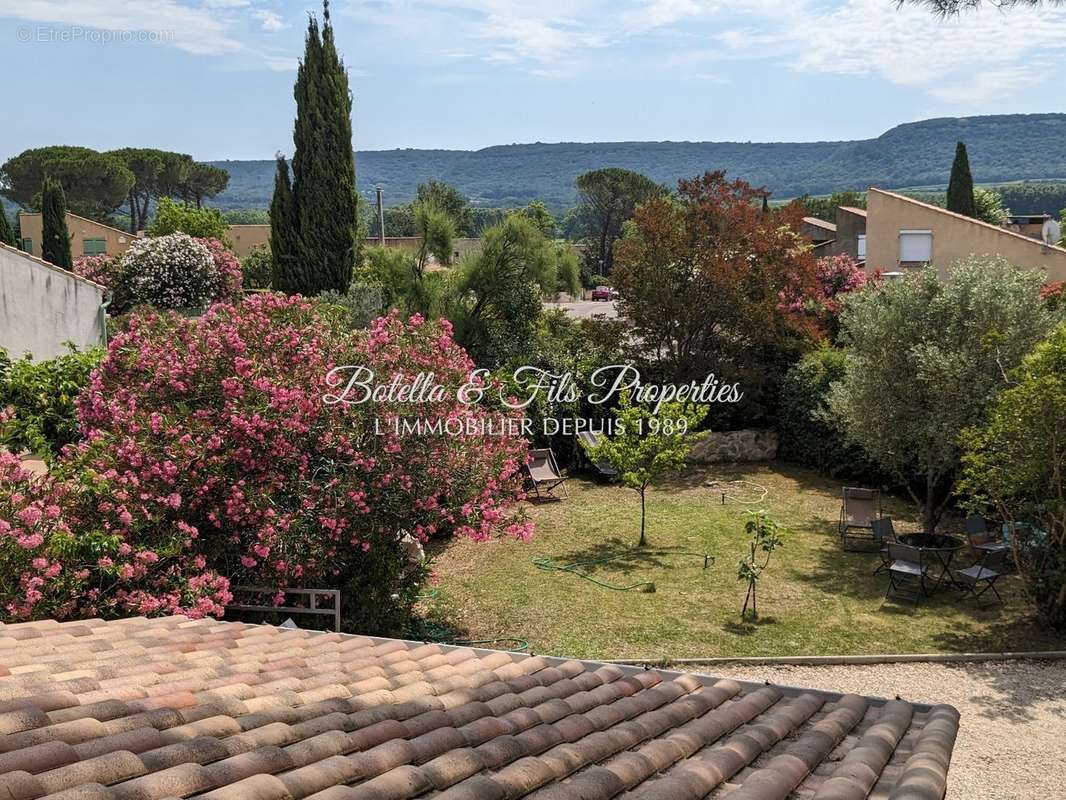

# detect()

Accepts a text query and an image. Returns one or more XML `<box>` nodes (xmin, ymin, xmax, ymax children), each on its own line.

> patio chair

<box><xmin>577</xmin><ymin>430</ymin><xmax>618</xmax><ymax>479</ymax></box>
<box><xmin>871</xmin><ymin>518</ymin><xmax>898</xmax><ymax>575</ymax></box>
<box><xmin>839</xmin><ymin>487</ymin><xmax>881</xmax><ymax>551</ymax></box>
<box><xmin>954</xmin><ymin>547</ymin><xmax>1009</xmax><ymax>605</ymax></box>
<box><xmin>885</xmin><ymin>542</ymin><xmax>929</xmax><ymax>605</ymax></box>
<box><xmin>525</xmin><ymin>448</ymin><xmax>569</xmax><ymax>499</ymax></box>
<box><xmin>965</xmin><ymin>516</ymin><xmax>1010</xmax><ymax>560</ymax></box>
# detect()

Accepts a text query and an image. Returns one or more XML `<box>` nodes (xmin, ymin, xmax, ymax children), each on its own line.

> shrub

<box><xmin>147</xmin><ymin>196</ymin><xmax>228</xmax><ymax>241</ymax></box>
<box><xmin>121</xmin><ymin>233</ymin><xmax>227</xmax><ymax>310</ymax></box>
<box><xmin>197</xmin><ymin>236</ymin><xmax>243</xmax><ymax>302</ymax></box>
<box><xmin>0</xmin><ymin>448</ymin><xmax>232</xmax><ymax>621</ymax></box>
<box><xmin>0</xmin><ymin>345</ymin><xmax>104</xmax><ymax>459</ymax></box>
<box><xmin>73</xmin><ymin>254</ymin><xmax>122</xmax><ymax>289</ymax></box>
<box><xmin>960</xmin><ymin>324</ymin><xmax>1066</xmax><ymax>630</ymax></box>
<box><xmin>3</xmin><ymin>296</ymin><xmax>531</xmax><ymax>632</ymax></box>
<box><xmin>242</xmin><ymin>244</ymin><xmax>274</xmax><ymax>290</ymax></box>
<box><xmin>777</xmin><ymin>346</ymin><xmax>883</xmax><ymax>482</ymax></box>
<box><xmin>319</xmin><ymin>282</ymin><xmax>386</xmax><ymax>329</ymax></box>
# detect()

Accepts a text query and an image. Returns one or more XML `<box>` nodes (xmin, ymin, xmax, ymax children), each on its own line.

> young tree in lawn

<box><xmin>574</xmin><ymin>168</ymin><xmax>665</xmax><ymax>275</ymax></box>
<box><xmin>289</xmin><ymin>0</ymin><xmax>359</xmax><ymax>294</ymax></box>
<box><xmin>582</xmin><ymin>392</ymin><xmax>707</xmax><ymax>547</ymax></box>
<box><xmin>0</xmin><ymin>204</ymin><xmax>14</xmax><ymax>246</ymax></box>
<box><xmin>829</xmin><ymin>257</ymin><xmax>1057</xmax><ymax>532</ymax></box>
<box><xmin>737</xmin><ymin>511</ymin><xmax>784</xmax><ymax>620</ymax></box>
<box><xmin>41</xmin><ymin>178</ymin><xmax>72</xmax><ymax>269</ymax></box>
<box><xmin>613</xmin><ymin>171</ymin><xmax>820</xmax><ymax>424</ymax></box>
<box><xmin>946</xmin><ymin>142</ymin><xmax>976</xmax><ymax>218</ymax></box>
<box><xmin>959</xmin><ymin>324</ymin><xmax>1066</xmax><ymax>629</ymax></box>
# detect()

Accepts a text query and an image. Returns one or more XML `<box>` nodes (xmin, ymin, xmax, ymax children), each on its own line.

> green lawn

<box><xmin>422</xmin><ymin>463</ymin><xmax>1066</xmax><ymax>660</ymax></box>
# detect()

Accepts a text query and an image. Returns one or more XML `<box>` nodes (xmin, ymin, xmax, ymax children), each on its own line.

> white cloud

<box><xmin>712</xmin><ymin>0</ymin><xmax>1066</xmax><ymax>105</ymax></box>
<box><xmin>253</xmin><ymin>9</ymin><xmax>286</xmax><ymax>32</ymax></box>
<box><xmin>344</xmin><ymin>0</ymin><xmax>1066</xmax><ymax>104</ymax></box>
<box><xmin>0</xmin><ymin>0</ymin><xmax>293</xmax><ymax>60</ymax></box>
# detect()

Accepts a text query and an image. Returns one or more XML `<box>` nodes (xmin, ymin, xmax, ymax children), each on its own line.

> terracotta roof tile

<box><xmin>0</xmin><ymin>617</ymin><xmax>959</xmax><ymax>799</ymax></box>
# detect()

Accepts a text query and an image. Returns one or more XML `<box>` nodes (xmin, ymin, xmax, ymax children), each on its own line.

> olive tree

<box><xmin>828</xmin><ymin>258</ymin><xmax>1056</xmax><ymax>531</ymax></box>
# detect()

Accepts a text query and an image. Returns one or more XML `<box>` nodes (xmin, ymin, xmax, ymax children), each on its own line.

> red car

<box><xmin>591</xmin><ymin>285</ymin><xmax>616</xmax><ymax>301</ymax></box>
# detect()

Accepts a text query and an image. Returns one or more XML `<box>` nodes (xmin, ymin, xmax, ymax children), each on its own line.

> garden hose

<box><xmin>532</xmin><ymin>548</ymin><xmax>715</xmax><ymax>593</ymax></box>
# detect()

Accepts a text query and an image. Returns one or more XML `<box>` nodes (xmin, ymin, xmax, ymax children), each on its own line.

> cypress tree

<box><xmin>269</xmin><ymin>155</ymin><xmax>299</xmax><ymax>291</ymax></box>
<box><xmin>41</xmin><ymin>177</ymin><xmax>72</xmax><ymax>269</ymax></box>
<box><xmin>287</xmin><ymin>0</ymin><xmax>358</xmax><ymax>295</ymax></box>
<box><xmin>0</xmin><ymin>205</ymin><xmax>14</xmax><ymax>246</ymax></box>
<box><xmin>946</xmin><ymin>141</ymin><xmax>976</xmax><ymax>218</ymax></box>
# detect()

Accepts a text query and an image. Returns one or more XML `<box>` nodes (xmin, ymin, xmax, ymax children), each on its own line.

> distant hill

<box><xmin>209</xmin><ymin>113</ymin><xmax>1066</xmax><ymax>212</ymax></box>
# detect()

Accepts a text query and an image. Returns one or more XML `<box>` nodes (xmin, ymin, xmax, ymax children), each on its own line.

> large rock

<box><xmin>687</xmin><ymin>429</ymin><xmax>778</xmax><ymax>464</ymax></box>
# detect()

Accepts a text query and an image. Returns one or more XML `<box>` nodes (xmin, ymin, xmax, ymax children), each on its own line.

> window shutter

<box><xmin>899</xmin><ymin>231</ymin><xmax>932</xmax><ymax>263</ymax></box>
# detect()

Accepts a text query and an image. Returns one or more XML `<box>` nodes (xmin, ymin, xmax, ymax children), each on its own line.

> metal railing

<box><xmin>226</xmin><ymin>586</ymin><xmax>341</xmax><ymax>632</ymax></box>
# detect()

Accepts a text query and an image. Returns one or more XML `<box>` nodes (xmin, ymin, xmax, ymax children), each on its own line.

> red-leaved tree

<box><xmin>613</xmin><ymin>171</ymin><xmax>820</xmax><ymax>424</ymax></box>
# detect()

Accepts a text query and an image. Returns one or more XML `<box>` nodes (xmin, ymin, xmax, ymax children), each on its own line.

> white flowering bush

<box><xmin>121</xmin><ymin>233</ymin><xmax>220</xmax><ymax>310</ymax></box>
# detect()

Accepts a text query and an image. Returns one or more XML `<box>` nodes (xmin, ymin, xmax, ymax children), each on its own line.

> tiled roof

<box><xmin>0</xmin><ymin>617</ymin><xmax>960</xmax><ymax>800</ymax></box>
<box><xmin>802</xmin><ymin>217</ymin><xmax>837</xmax><ymax>233</ymax></box>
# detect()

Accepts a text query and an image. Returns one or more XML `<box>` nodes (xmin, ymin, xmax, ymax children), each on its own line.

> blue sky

<box><xmin>2</xmin><ymin>0</ymin><xmax>1065</xmax><ymax>161</ymax></box>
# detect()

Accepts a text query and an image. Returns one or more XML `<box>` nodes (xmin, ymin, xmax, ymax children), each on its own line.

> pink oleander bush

<box><xmin>779</xmin><ymin>254</ymin><xmax>868</xmax><ymax>339</ymax></box>
<box><xmin>0</xmin><ymin>446</ymin><xmax>232</xmax><ymax>621</ymax></box>
<box><xmin>1</xmin><ymin>294</ymin><xmax>530</xmax><ymax>632</ymax></box>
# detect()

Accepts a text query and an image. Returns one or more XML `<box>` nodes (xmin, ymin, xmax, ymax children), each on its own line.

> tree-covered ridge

<box><xmin>208</xmin><ymin>113</ymin><xmax>1066</xmax><ymax>212</ymax></box>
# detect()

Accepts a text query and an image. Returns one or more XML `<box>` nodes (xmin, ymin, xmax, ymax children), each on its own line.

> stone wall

<box><xmin>687</xmin><ymin>429</ymin><xmax>778</xmax><ymax>463</ymax></box>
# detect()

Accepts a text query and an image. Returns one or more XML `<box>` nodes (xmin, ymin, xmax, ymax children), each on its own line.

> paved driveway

<box><xmin>546</xmin><ymin>300</ymin><xmax>618</xmax><ymax>319</ymax></box>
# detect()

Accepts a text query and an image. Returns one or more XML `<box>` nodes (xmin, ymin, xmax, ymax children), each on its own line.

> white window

<box><xmin>856</xmin><ymin>234</ymin><xmax>867</xmax><ymax>260</ymax></box>
<box><xmin>899</xmin><ymin>230</ymin><xmax>932</xmax><ymax>263</ymax></box>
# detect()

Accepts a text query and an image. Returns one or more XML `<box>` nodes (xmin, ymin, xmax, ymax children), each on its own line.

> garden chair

<box><xmin>965</xmin><ymin>516</ymin><xmax>1010</xmax><ymax>560</ymax></box>
<box><xmin>577</xmin><ymin>430</ymin><xmax>618</xmax><ymax>479</ymax></box>
<box><xmin>954</xmin><ymin>547</ymin><xmax>1009</xmax><ymax>605</ymax></box>
<box><xmin>884</xmin><ymin>542</ymin><xmax>929</xmax><ymax>605</ymax></box>
<box><xmin>839</xmin><ymin>487</ymin><xmax>881</xmax><ymax>551</ymax></box>
<box><xmin>525</xmin><ymin>448</ymin><xmax>569</xmax><ymax>499</ymax></box>
<box><xmin>871</xmin><ymin>517</ymin><xmax>898</xmax><ymax>575</ymax></box>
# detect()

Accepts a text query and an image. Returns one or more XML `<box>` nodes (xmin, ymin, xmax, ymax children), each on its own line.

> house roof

<box><xmin>869</xmin><ymin>188</ymin><xmax>1066</xmax><ymax>256</ymax></box>
<box><xmin>0</xmin><ymin>240</ymin><xmax>107</xmax><ymax>292</ymax></box>
<box><xmin>802</xmin><ymin>216</ymin><xmax>837</xmax><ymax>232</ymax></box>
<box><xmin>838</xmin><ymin>206</ymin><xmax>867</xmax><ymax>218</ymax></box>
<box><xmin>0</xmin><ymin>616</ymin><xmax>960</xmax><ymax>800</ymax></box>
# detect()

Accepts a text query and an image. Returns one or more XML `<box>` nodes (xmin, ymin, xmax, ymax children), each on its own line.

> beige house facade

<box><xmin>227</xmin><ymin>224</ymin><xmax>272</xmax><ymax>258</ymax></box>
<box><xmin>865</xmin><ymin>188</ymin><xmax>1066</xmax><ymax>280</ymax></box>
<box><xmin>224</xmin><ymin>224</ymin><xmax>484</xmax><ymax>265</ymax></box>
<box><xmin>18</xmin><ymin>212</ymin><xmax>136</xmax><ymax>259</ymax></box>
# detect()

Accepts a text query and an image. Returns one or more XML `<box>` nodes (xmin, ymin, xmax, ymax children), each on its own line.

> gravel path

<box><xmin>705</xmin><ymin>660</ymin><xmax>1066</xmax><ymax>800</ymax></box>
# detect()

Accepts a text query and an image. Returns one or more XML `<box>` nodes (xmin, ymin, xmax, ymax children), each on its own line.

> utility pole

<box><xmin>376</xmin><ymin>186</ymin><xmax>386</xmax><ymax>245</ymax></box>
